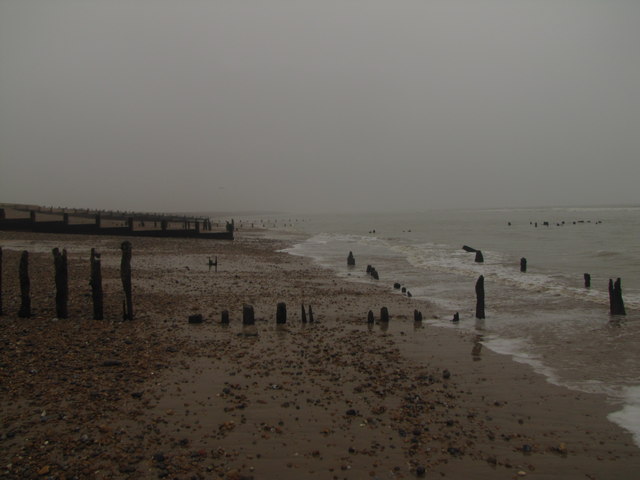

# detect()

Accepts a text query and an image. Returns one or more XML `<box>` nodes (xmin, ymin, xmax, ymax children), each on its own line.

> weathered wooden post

<box><xmin>276</xmin><ymin>302</ymin><xmax>287</xmax><ymax>324</ymax></box>
<box><xmin>52</xmin><ymin>248</ymin><xmax>69</xmax><ymax>319</ymax></box>
<box><xmin>301</xmin><ymin>304</ymin><xmax>307</xmax><ymax>323</ymax></box>
<box><xmin>584</xmin><ymin>273</ymin><xmax>591</xmax><ymax>288</ymax></box>
<box><xmin>308</xmin><ymin>305</ymin><xmax>314</xmax><ymax>322</ymax></box>
<box><xmin>347</xmin><ymin>251</ymin><xmax>355</xmax><ymax>266</ymax></box>
<box><xmin>520</xmin><ymin>257</ymin><xmax>527</xmax><ymax>272</ymax></box>
<box><xmin>18</xmin><ymin>251</ymin><xmax>31</xmax><ymax>318</ymax></box>
<box><xmin>475</xmin><ymin>275</ymin><xmax>485</xmax><ymax>319</ymax></box>
<box><xmin>367</xmin><ymin>310</ymin><xmax>374</xmax><ymax>324</ymax></box>
<box><xmin>475</xmin><ymin>251</ymin><xmax>484</xmax><ymax>263</ymax></box>
<box><xmin>609</xmin><ymin>278</ymin><xmax>626</xmax><ymax>315</ymax></box>
<box><xmin>90</xmin><ymin>248</ymin><xmax>103</xmax><ymax>320</ymax></box>
<box><xmin>380</xmin><ymin>307</ymin><xmax>389</xmax><ymax>323</ymax></box>
<box><xmin>0</xmin><ymin>247</ymin><xmax>3</xmax><ymax>316</ymax></box>
<box><xmin>243</xmin><ymin>304</ymin><xmax>255</xmax><ymax>325</ymax></box>
<box><xmin>452</xmin><ymin>312</ymin><xmax>460</xmax><ymax>322</ymax></box>
<box><xmin>413</xmin><ymin>310</ymin><xmax>422</xmax><ymax>322</ymax></box>
<box><xmin>221</xmin><ymin>310</ymin><xmax>229</xmax><ymax>324</ymax></box>
<box><xmin>120</xmin><ymin>241</ymin><xmax>133</xmax><ymax>320</ymax></box>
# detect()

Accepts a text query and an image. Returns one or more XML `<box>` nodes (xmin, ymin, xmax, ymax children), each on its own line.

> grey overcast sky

<box><xmin>1</xmin><ymin>0</ymin><xmax>639</xmax><ymax>214</ymax></box>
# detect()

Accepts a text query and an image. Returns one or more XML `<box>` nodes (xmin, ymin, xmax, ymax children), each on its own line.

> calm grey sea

<box><xmin>236</xmin><ymin>206</ymin><xmax>640</xmax><ymax>445</ymax></box>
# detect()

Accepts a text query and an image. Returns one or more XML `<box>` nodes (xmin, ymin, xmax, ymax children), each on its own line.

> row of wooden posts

<box><xmin>189</xmin><ymin>303</ymin><xmax>316</xmax><ymax>325</ymax></box>
<box><xmin>348</xmin><ymin>251</ymin><xmax>626</xmax><ymax>320</ymax></box>
<box><xmin>0</xmin><ymin>242</ymin><xmax>133</xmax><ymax>320</ymax></box>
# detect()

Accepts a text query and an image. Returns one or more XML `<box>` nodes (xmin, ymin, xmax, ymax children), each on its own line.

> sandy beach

<box><xmin>1</xmin><ymin>230</ymin><xmax>638</xmax><ymax>479</ymax></box>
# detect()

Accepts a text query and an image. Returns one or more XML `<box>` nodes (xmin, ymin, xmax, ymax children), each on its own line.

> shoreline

<box><xmin>1</xmin><ymin>230</ymin><xmax>638</xmax><ymax>478</ymax></box>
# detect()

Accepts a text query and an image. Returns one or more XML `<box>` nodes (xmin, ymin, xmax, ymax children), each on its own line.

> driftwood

<box><xmin>475</xmin><ymin>275</ymin><xmax>485</xmax><ymax>319</ymax></box>
<box><xmin>276</xmin><ymin>302</ymin><xmax>287</xmax><ymax>324</ymax></box>
<box><xmin>474</xmin><ymin>251</ymin><xmax>484</xmax><ymax>263</ymax></box>
<box><xmin>52</xmin><ymin>248</ymin><xmax>69</xmax><ymax>319</ymax></box>
<box><xmin>462</xmin><ymin>245</ymin><xmax>477</xmax><ymax>253</ymax></box>
<box><xmin>120</xmin><ymin>241</ymin><xmax>133</xmax><ymax>320</ymax></box>
<box><xmin>18</xmin><ymin>251</ymin><xmax>31</xmax><ymax>318</ymax></box>
<box><xmin>90</xmin><ymin>248</ymin><xmax>104</xmax><ymax>320</ymax></box>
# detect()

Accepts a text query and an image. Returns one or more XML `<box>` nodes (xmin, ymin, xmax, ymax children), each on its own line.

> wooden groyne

<box><xmin>0</xmin><ymin>204</ymin><xmax>233</xmax><ymax>240</ymax></box>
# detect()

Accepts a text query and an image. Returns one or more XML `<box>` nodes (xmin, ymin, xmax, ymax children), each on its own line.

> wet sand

<box><xmin>1</xmin><ymin>230</ymin><xmax>638</xmax><ymax>479</ymax></box>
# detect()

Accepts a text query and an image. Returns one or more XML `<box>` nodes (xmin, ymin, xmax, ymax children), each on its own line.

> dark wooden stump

<box><xmin>52</xmin><ymin>248</ymin><xmax>69</xmax><ymax>319</ymax></box>
<box><xmin>520</xmin><ymin>257</ymin><xmax>527</xmax><ymax>272</ymax></box>
<box><xmin>609</xmin><ymin>278</ymin><xmax>626</xmax><ymax>315</ymax></box>
<box><xmin>120</xmin><ymin>241</ymin><xmax>133</xmax><ymax>320</ymax></box>
<box><xmin>243</xmin><ymin>304</ymin><xmax>255</xmax><ymax>325</ymax></box>
<box><xmin>371</xmin><ymin>268</ymin><xmax>379</xmax><ymax>280</ymax></box>
<box><xmin>18</xmin><ymin>251</ymin><xmax>31</xmax><ymax>318</ymax></box>
<box><xmin>367</xmin><ymin>310</ymin><xmax>374</xmax><ymax>324</ymax></box>
<box><xmin>276</xmin><ymin>302</ymin><xmax>287</xmax><ymax>324</ymax></box>
<box><xmin>308</xmin><ymin>305</ymin><xmax>314</xmax><ymax>323</ymax></box>
<box><xmin>221</xmin><ymin>310</ymin><xmax>230</xmax><ymax>324</ymax></box>
<box><xmin>413</xmin><ymin>310</ymin><xmax>422</xmax><ymax>322</ymax></box>
<box><xmin>0</xmin><ymin>247</ymin><xmax>3</xmax><ymax>316</ymax></box>
<box><xmin>475</xmin><ymin>275</ymin><xmax>485</xmax><ymax>319</ymax></box>
<box><xmin>347</xmin><ymin>251</ymin><xmax>355</xmax><ymax>266</ymax></box>
<box><xmin>452</xmin><ymin>312</ymin><xmax>460</xmax><ymax>322</ymax></box>
<box><xmin>380</xmin><ymin>307</ymin><xmax>389</xmax><ymax>323</ymax></box>
<box><xmin>584</xmin><ymin>273</ymin><xmax>591</xmax><ymax>288</ymax></box>
<box><xmin>475</xmin><ymin>251</ymin><xmax>484</xmax><ymax>263</ymax></box>
<box><xmin>90</xmin><ymin>248</ymin><xmax>104</xmax><ymax>320</ymax></box>
<box><xmin>301</xmin><ymin>304</ymin><xmax>307</xmax><ymax>323</ymax></box>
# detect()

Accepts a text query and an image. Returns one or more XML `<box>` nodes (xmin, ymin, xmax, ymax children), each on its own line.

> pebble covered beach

<box><xmin>1</xmin><ymin>230</ymin><xmax>639</xmax><ymax>479</ymax></box>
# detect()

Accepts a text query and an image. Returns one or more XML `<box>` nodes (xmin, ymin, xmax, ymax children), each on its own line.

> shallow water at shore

<box><xmin>234</xmin><ymin>206</ymin><xmax>640</xmax><ymax>445</ymax></box>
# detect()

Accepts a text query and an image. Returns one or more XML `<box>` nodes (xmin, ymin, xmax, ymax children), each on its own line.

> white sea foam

<box><xmin>608</xmin><ymin>386</ymin><xmax>640</xmax><ymax>447</ymax></box>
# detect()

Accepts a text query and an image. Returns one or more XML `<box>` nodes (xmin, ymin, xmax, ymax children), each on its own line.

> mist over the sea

<box><xmin>1</xmin><ymin>1</ymin><xmax>639</xmax><ymax>213</ymax></box>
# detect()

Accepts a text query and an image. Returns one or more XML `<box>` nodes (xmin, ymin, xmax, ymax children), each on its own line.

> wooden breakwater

<box><xmin>0</xmin><ymin>204</ymin><xmax>234</xmax><ymax>240</ymax></box>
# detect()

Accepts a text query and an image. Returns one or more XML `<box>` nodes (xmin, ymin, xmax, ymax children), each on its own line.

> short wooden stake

<box><xmin>475</xmin><ymin>275</ymin><xmax>485</xmax><ymax>319</ymax></box>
